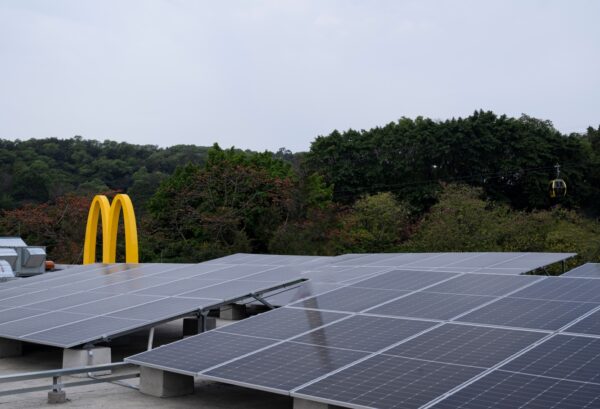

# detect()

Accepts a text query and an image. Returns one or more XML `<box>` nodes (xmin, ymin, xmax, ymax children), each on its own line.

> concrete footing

<box><xmin>183</xmin><ymin>316</ymin><xmax>216</xmax><ymax>336</ymax></box>
<box><xmin>62</xmin><ymin>347</ymin><xmax>111</xmax><ymax>375</ymax></box>
<box><xmin>220</xmin><ymin>304</ymin><xmax>247</xmax><ymax>320</ymax></box>
<box><xmin>294</xmin><ymin>398</ymin><xmax>331</xmax><ymax>409</ymax></box>
<box><xmin>139</xmin><ymin>366</ymin><xmax>194</xmax><ymax>397</ymax></box>
<box><xmin>47</xmin><ymin>390</ymin><xmax>67</xmax><ymax>404</ymax></box>
<box><xmin>0</xmin><ymin>338</ymin><xmax>23</xmax><ymax>358</ymax></box>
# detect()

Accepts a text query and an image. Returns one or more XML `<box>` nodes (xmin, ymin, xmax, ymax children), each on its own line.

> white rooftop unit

<box><xmin>0</xmin><ymin>259</ymin><xmax>15</xmax><ymax>281</ymax></box>
<box><xmin>0</xmin><ymin>237</ymin><xmax>46</xmax><ymax>276</ymax></box>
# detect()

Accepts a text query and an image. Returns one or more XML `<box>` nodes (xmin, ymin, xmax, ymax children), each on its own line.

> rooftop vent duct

<box><xmin>0</xmin><ymin>237</ymin><xmax>46</xmax><ymax>276</ymax></box>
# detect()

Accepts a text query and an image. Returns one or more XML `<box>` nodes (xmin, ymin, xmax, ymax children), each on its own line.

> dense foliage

<box><xmin>1</xmin><ymin>111</ymin><xmax>598</xmax><ymax>270</ymax></box>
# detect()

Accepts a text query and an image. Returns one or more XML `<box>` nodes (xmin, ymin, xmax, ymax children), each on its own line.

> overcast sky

<box><xmin>0</xmin><ymin>1</ymin><xmax>598</xmax><ymax>152</ymax></box>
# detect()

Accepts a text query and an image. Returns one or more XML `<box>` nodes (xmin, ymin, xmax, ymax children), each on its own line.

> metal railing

<box><xmin>0</xmin><ymin>362</ymin><xmax>139</xmax><ymax>399</ymax></box>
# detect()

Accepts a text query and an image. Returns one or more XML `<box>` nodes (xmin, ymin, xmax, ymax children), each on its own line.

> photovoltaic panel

<box><xmin>22</xmin><ymin>291</ymin><xmax>115</xmax><ymax>310</ymax></box>
<box><xmin>431</xmin><ymin>370</ymin><xmax>600</xmax><ymax>409</ymax></box>
<box><xmin>0</xmin><ymin>260</ymin><xmax>305</xmax><ymax>348</ymax></box>
<box><xmin>565</xmin><ymin>310</ymin><xmax>600</xmax><ymax>336</ymax></box>
<box><xmin>425</xmin><ymin>274</ymin><xmax>543</xmax><ymax>296</ymax></box>
<box><xmin>126</xmin><ymin>331</ymin><xmax>279</xmax><ymax>375</ymax></box>
<box><xmin>458</xmin><ymin>297</ymin><xmax>598</xmax><ymax>330</ymax></box>
<box><xmin>217</xmin><ymin>307</ymin><xmax>348</xmax><ymax>340</ymax></box>
<box><xmin>0</xmin><ymin>311</ymin><xmax>92</xmax><ymax>337</ymax></box>
<box><xmin>350</xmin><ymin>269</ymin><xmax>458</xmax><ymax>291</ymax></box>
<box><xmin>132</xmin><ymin>278</ymin><xmax>224</xmax><ymax>296</ymax></box>
<box><xmin>62</xmin><ymin>294</ymin><xmax>163</xmax><ymax>315</ymax></box>
<box><xmin>510</xmin><ymin>277</ymin><xmax>600</xmax><ymax>303</ymax></box>
<box><xmin>204</xmin><ymin>342</ymin><xmax>367</xmax><ymax>393</ymax></box>
<box><xmin>0</xmin><ymin>307</ymin><xmax>48</xmax><ymax>325</ymax></box>
<box><xmin>25</xmin><ymin>316</ymin><xmax>147</xmax><ymax>347</ymax></box>
<box><xmin>291</xmin><ymin>286</ymin><xmax>408</xmax><ymax>313</ymax></box>
<box><xmin>488</xmin><ymin>252</ymin><xmax>576</xmax><ymax>269</ymax></box>
<box><xmin>367</xmin><ymin>292</ymin><xmax>494</xmax><ymax>320</ymax></box>
<box><xmin>563</xmin><ymin>263</ymin><xmax>600</xmax><ymax>278</ymax></box>
<box><xmin>178</xmin><ymin>279</ymin><xmax>285</xmax><ymax>300</ymax></box>
<box><xmin>107</xmin><ymin>297</ymin><xmax>218</xmax><ymax>321</ymax></box>
<box><xmin>294</xmin><ymin>355</ymin><xmax>484</xmax><ymax>409</ymax></box>
<box><xmin>384</xmin><ymin>323</ymin><xmax>545</xmax><ymax>368</ymax></box>
<box><xmin>500</xmin><ymin>334</ymin><xmax>600</xmax><ymax>383</ymax></box>
<box><xmin>291</xmin><ymin>315</ymin><xmax>436</xmax><ymax>352</ymax></box>
<box><xmin>261</xmin><ymin>282</ymin><xmax>343</xmax><ymax>306</ymax></box>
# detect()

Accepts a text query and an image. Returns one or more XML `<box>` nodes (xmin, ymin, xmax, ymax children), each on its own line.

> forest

<box><xmin>1</xmin><ymin>111</ymin><xmax>599</xmax><ymax>270</ymax></box>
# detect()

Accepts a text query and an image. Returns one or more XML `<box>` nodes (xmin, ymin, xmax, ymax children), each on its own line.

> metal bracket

<box><xmin>251</xmin><ymin>293</ymin><xmax>275</xmax><ymax>310</ymax></box>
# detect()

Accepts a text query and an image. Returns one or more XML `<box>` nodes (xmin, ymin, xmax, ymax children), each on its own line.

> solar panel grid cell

<box><xmin>367</xmin><ymin>292</ymin><xmax>494</xmax><ymax>320</ymax></box>
<box><xmin>384</xmin><ymin>324</ymin><xmax>546</xmax><ymax>368</ymax></box>
<box><xmin>294</xmin><ymin>355</ymin><xmax>484</xmax><ymax>409</ymax></box>
<box><xmin>204</xmin><ymin>342</ymin><xmax>367</xmax><ymax>393</ymax></box>
<box><xmin>292</xmin><ymin>286</ymin><xmax>409</xmax><ymax>313</ymax></box>
<box><xmin>291</xmin><ymin>315</ymin><xmax>436</xmax><ymax>352</ymax></box>
<box><xmin>458</xmin><ymin>297</ymin><xmax>599</xmax><ymax>330</ymax></box>
<box><xmin>500</xmin><ymin>334</ymin><xmax>600</xmax><ymax>384</ymax></box>
<box><xmin>431</xmin><ymin>370</ymin><xmax>600</xmax><ymax>409</ymax></box>
<box><xmin>510</xmin><ymin>277</ymin><xmax>600</xmax><ymax>303</ymax></box>
<box><xmin>349</xmin><ymin>270</ymin><xmax>458</xmax><ymax>291</ymax></box>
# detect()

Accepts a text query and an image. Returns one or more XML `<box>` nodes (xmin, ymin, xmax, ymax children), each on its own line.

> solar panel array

<box><xmin>0</xmin><ymin>262</ymin><xmax>307</xmax><ymax>348</ymax></box>
<box><xmin>125</xmin><ymin>252</ymin><xmax>592</xmax><ymax>409</ymax></box>
<box><xmin>244</xmin><ymin>252</ymin><xmax>576</xmax><ymax>306</ymax></box>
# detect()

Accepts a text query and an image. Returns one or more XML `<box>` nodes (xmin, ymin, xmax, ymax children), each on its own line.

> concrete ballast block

<box><xmin>183</xmin><ymin>316</ymin><xmax>217</xmax><ymax>336</ymax></box>
<box><xmin>220</xmin><ymin>304</ymin><xmax>247</xmax><ymax>320</ymax></box>
<box><xmin>139</xmin><ymin>366</ymin><xmax>194</xmax><ymax>397</ymax></box>
<box><xmin>0</xmin><ymin>338</ymin><xmax>22</xmax><ymax>358</ymax></box>
<box><xmin>47</xmin><ymin>390</ymin><xmax>67</xmax><ymax>404</ymax></box>
<box><xmin>62</xmin><ymin>347</ymin><xmax>111</xmax><ymax>375</ymax></box>
<box><xmin>293</xmin><ymin>398</ymin><xmax>331</xmax><ymax>409</ymax></box>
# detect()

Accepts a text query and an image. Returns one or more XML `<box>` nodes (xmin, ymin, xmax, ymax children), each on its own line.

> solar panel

<box><xmin>294</xmin><ymin>355</ymin><xmax>484</xmax><ymax>409</ymax></box>
<box><xmin>204</xmin><ymin>342</ymin><xmax>367</xmax><ymax>393</ymax></box>
<box><xmin>126</xmin><ymin>331</ymin><xmax>279</xmax><ymax>375</ymax></box>
<box><xmin>458</xmin><ymin>297</ymin><xmax>598</xmax><ymax>330</ymax></box>
<box><xmin>121</xmin><ymin>251</ymin><xmax>580</xmax><ymax>409</ymax></box>
<box><xmin>291</xmin><ymin>286</ymin><xmax>408</xmax><ymax>313</ymax></box>
<box><xmin>0</xmin><ymin>261</ymin><xmax>305</xmax><ymax>348</ymax></box>
<box><xmin>510</xmin><ymin>277</ymin><xmax>600</xmax><ymax>303</ymax></box>
<box><xmin>350</xmin><ymin>269</ymin><xmax>458</xmax><ymax>291</ymax></box>
<box><xmin>431</xmin><ymin>370</ymin><xmax>600</xmax><ymax>409</ymax></box>
<box><xmin>563</xmin><ymin>263</ymin><xmax>600</xmax><ymax>278</ymax></box>
<box><xmin>0</xmin><ymin>308</ymin><xmax>47</xmax><ymax>325</ymax></box>
<box><xmin>500</xmin><ymin>334</ymin><xmax>600</xmax><ymax>383</ymax></box>
<box><xmin>260</xmin><ymin>282</ymin><xmax>343</xmax><ymax>306</ymax></box>
<box><xmin>291</xmin><ymin>315</ymin><xmax>436</xmax><ymax>352</ymax></box>
<box><xmin>425</xmin><ymin>274</ymin><xmax>543</xmax><ymax>296</ymax></box>
<box><xmin>367</xmin><ymin>292</ymin><xmax>494</xmax><ymax>320</ymax></box>
<box><xmin>564</xmin><ymin>310</ymin><xmax>600</xmax><ymax>336</ymax></box>
<box><xmin>217</xmin><ymin>307</ymin><xmax>348</xmax><ymax>340</ymax></box>
<box><xmin>25</xmin><ymin>316</ymin><xmax>149</xmax><ymax>347</ymax></box>
<box><xmin>384</xmin><ymin>323</ymin><xmax>545</xmax><ymax>368</ymax></box>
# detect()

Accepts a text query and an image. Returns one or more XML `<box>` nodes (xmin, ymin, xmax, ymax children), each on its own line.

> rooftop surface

<box><xmin>0</xmin><ymin>319</ymin><xmax>291</xmax><ymax>408</ymax></box>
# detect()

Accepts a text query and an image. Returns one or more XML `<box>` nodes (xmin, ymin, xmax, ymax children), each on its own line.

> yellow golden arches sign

<box><xmin>83</xmin><ymin>194</ymin><xmax>139</xmax><ymax>264</ymax></box>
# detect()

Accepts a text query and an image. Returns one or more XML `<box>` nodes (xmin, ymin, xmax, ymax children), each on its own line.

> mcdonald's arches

<box><xmin>83</xmin><ymin>194</ymin><xmax>139</xmax><ymax>264</ymax></box>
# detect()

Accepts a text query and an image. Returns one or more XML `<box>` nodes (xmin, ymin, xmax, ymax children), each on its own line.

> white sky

<box><xmin>0</xmin><ymin>0</ymin><xmax>598</xmax><ymax>152</ymax></box>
